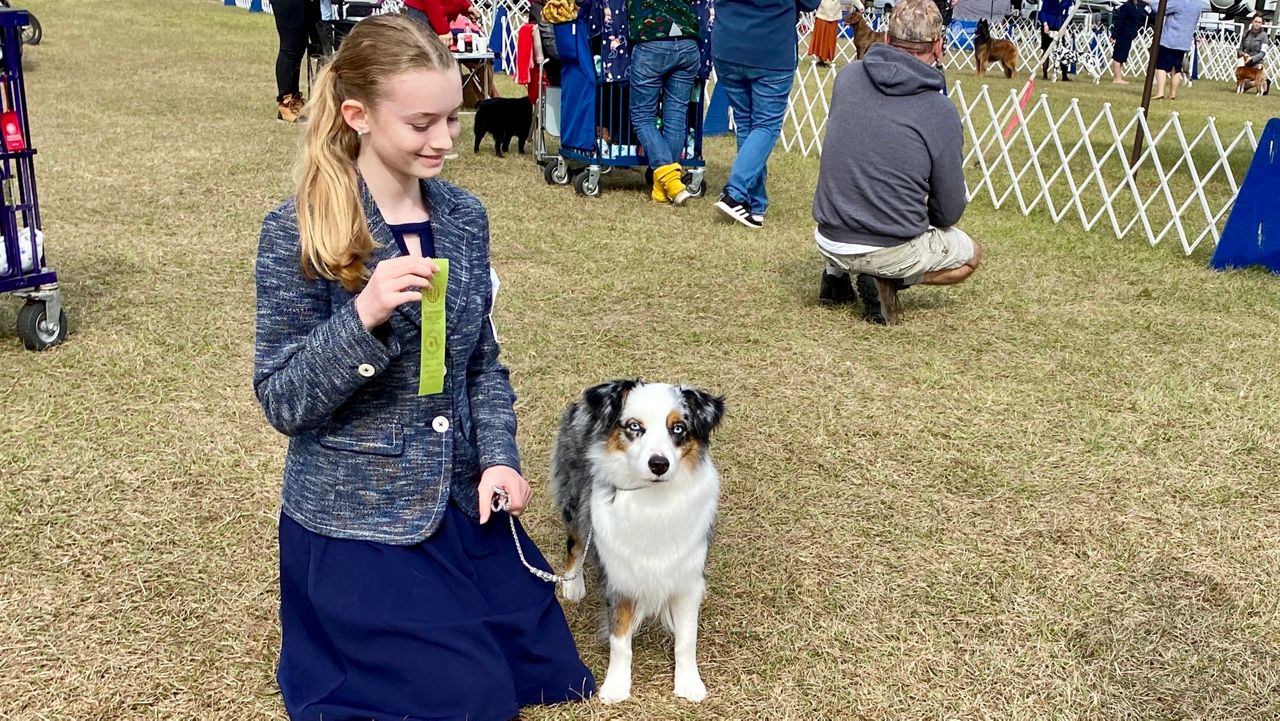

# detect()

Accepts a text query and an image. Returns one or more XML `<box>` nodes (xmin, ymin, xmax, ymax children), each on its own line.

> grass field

<box><xmin>2</xmin><ymin>1</ymin><xmax>1279</xmax><ymax>719</ymax></box>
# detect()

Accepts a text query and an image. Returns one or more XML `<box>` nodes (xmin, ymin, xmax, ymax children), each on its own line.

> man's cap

<box><xmin>888</xmin><ymin>0</ymin><xmax>944</xmax><ymax>44</ymax></box>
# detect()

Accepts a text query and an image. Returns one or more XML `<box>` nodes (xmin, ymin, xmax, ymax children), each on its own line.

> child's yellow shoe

<box><xmin>651</xmin><ymin>179</ymin><xmax>669</xmax><ymax>203</ymax></box>
<box><xmin>654</xmin><ymin>163</ymin><xmax>691</xmax><ymax>205</ymax></box>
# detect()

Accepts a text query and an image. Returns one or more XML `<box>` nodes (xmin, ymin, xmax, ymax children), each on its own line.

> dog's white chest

<box><xmin>590</xmin><ymin>482</ymin><xmax>717</xmax><ymax>604</ymax></box>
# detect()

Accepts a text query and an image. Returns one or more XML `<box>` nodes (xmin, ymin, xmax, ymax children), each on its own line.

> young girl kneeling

<box><xmin>253</xmin><ymin>15</ymin><xmax>595</xmax><ymax>721</ymax></box>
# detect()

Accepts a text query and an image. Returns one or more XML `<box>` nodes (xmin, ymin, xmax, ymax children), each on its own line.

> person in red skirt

<box><xmin>808</xmin><ymin>0</ymin><xmax>859</xmax><ymax>66</ymax></box>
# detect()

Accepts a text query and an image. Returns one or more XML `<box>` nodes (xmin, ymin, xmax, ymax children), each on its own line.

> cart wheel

<box><xmin>684</xmin><ymin>174</ymin><xmax>706</xmax><ymax>198</ymax></box>
<box><xmin>573</xmin><ymin>170</ymin><xmax>601</xmax><ymax>197</ymax></box>
<box><xmin>544</xmin><ymin>159</ymin><xmax>570</xmax><ymax>186</ymax></box>
<box><xmin>21</xmin><ymin>13</ymin><xmax>41</xmax><ymax>45</ymax></box>
<box><xmin>16</xmin><ymin>301</ymin><xmax>67</xmax><ymax>351</ymax></box>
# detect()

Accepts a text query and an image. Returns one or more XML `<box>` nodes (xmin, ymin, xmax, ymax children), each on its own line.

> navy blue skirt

<box><xmin>277</xmin><ymin>504</ymin><xmax>596</xmax><ymax>721</ymax></box>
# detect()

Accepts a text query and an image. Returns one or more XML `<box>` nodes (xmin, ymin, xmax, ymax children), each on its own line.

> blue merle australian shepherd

<box><xmin>549</xmin><ymin>379</ymin><xmax>726</xmax><ymax>704</ymax></box>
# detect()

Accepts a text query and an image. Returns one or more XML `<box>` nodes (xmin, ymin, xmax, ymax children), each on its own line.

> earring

<box><xmin>358</xmin><ymin>129</ymin><xmax>367</xmax><ymax>137</ymax></box>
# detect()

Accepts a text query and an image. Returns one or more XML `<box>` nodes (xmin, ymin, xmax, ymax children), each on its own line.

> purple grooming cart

<box><xmin>0</xmin><ymin>8</ymin><xmax>63</xmax><ymax>350</ymax></box>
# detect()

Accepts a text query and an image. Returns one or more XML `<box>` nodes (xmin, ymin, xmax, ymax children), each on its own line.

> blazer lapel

<box><xmin>362</xmin><ymin>180</ymin><xmax>403</xmax><ymax>269</ymax></box>
<box><xmin>423</xmin><ymin>180</ymin><xmax>469</xmax><ymax>338</ymax></box>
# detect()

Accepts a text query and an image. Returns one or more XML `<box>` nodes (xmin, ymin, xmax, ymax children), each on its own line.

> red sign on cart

<box><xmin>2</xmin><ymin>111</ymin><xmax>24</xmax><ymax>151</ymax></box>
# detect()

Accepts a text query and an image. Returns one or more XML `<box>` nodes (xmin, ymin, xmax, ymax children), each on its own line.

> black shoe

<box><xmin>715</xmin><ymin>193</ymin><xmax>762</xmax><ymax>229</ymax></box>
<box><xmin>856</xmin><ymin>274</ymin><xmax>903</xmax><ymax>325</ymax></box>
<box><xmin>819</xmin><ymin>272</ymin><xmax>855</xmax><ymax>306</ymax></box>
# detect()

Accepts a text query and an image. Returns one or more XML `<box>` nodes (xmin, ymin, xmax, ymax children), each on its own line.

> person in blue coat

<box><xmin>1109</xmin><ymin>0</ymin><xmax>1146</xmax><ymax>83</ymax></box>
<box><xmin>254</xmin><ymin>15</ymin><xmax>595</xmax><ymax>721</ymax></box>
<box><xmin>712</xmin><ymin>0</ymin><xmax>821</xmax><ymax>229</ymax></box>
<box><xmin>1152</xmin><ymin>0</ymin><xmax>1201</xmax><ymax>99</ymax></box>
<box><xmin>1037</xmin><ymin>0</ymin><xmax>1075</xmax><ymax>80</ymax></box>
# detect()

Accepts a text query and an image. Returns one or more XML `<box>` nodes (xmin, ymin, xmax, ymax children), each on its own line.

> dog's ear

<box><xmin>680</xmin><ymin>387</ymin><xmax>725</xmax><ymax>442</ymax></box>
<box><xmin>582</xmin><ymin>378</ymin><xmax>640</xmax><ymax>434</ymax></box>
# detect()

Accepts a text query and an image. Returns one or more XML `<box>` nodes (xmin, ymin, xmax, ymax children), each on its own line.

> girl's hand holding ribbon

<box><xmin>355</xmin><ymin>257</ymin><xmax>440</xmax><ymax>330</ymax></box>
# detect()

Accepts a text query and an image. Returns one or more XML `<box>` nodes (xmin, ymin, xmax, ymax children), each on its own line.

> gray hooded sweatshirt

<box><xmin>813</xmin><ymin>44</ymin><xmax>966</xmax><ymax>248</ymax></box>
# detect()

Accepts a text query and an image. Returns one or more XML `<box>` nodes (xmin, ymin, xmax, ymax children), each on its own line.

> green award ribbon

<box><xmin>418</xmin><ymin>258</ymin><xmax>448</xmax><ymax>396</ymax></box>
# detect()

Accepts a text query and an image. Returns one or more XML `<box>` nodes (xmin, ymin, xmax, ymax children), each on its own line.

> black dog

<box><xmin>473</xmin><ymin>97</ymin><xmax>532</xmax><ymax>157</ymax></box>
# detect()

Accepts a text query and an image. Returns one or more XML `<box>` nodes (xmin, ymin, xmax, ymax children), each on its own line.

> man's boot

<box><xmin>856</xmin><ymin>274</ymin><xmax>904</xmax><ymax>325</ymax></box>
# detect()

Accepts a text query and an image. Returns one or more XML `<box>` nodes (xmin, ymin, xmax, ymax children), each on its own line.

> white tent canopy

<box><xmin>952</xmin><ymin>0</ymin><xmax>1016</xmax><ymax>20</ymax></box>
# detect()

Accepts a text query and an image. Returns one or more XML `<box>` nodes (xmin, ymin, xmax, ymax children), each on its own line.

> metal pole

<box><xmin>1129</xmin><ymin>0</ymin><xmax>1167</xmax><ymax>168</ymax></box>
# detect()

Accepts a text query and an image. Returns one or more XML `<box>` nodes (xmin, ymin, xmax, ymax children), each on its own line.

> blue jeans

<box><xmin>712</xmin><ymin>59</ymin><xmax>794</xmax><ymax>216</ymax></box>
<box><xmin>630</xmin><ymin>39</ymin><xmax>700</xmax><ymax>169</ymax></box>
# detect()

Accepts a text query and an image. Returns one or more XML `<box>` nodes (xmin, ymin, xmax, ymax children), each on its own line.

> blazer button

<box><xmin>357</xmin><ymin>363</ymin><xmax>376</xmax><ymax>378</ymax></box>
<box><xmin>432</xmin><ymin>416</ymin><xmax>450</xmax><ymax>433</ymax></box>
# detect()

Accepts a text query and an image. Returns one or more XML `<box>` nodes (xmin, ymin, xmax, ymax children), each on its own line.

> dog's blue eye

<box><xmin>626</xmin><ymin>421</ymin><xmax>643</xmax><ymax>434</ymax></box>
<box><xmin>671</xmin><ymin>423</ymin><xmax>686</xmax><ymax>436</ymax></box>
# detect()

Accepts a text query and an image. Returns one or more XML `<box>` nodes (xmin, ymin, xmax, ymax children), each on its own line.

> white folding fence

<box><xmin>783</xmin><ymin>13</ymin><xmax>1268</xmax><ymax>254</ymax></box>
<box><xmin>793</xmin><ymin>13</ymin><xmax>1279</xmax><ymax>84</ymax></box>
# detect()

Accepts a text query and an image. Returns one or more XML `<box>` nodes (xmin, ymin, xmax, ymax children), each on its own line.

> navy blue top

<box><xmin>386</xmin><ymin>220</ymin><xmax>437</xmax><ymax>258</ymax></box>
<box><xmin>711</xmin><ymin>0</ymin><xmax>822</xmax><ymax>71</ymax></box>
<box><xmin>1039</xmin><ymin>0</ymin><xmax>1073</xmax><ymax>30</ymax></box>
<box><xmin>1111</xmin><ymin>0</ymin><xmax>1144</xmax><ymax>39</ymax></box>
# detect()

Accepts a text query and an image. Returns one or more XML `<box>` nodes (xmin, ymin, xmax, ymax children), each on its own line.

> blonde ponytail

<box><xmin>292</xmin><ymin>14</ymin><xmax>455</xmax><ymax>292</ymax></box>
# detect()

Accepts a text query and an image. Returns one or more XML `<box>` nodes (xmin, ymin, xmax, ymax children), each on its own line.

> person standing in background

<box><xmin>1109</xmin><ymin>0</ymin><xmax>1145</xmax><ymax>83</ymax></box>
<box><xmin>1151</xmin><ymin>0</ymin><xmax>1201</xmax><ymax>99</ymax></box>
<box><xmin>628</xmin><ymin>0</ymin><xmax>704</xmax><ymax>205</ymax></box>
<box><xmin>712</xmin><ymin>0</ymin><xmax>822</xmax><ymax>229</ymax></box>
<box><xmin>808</xmin><ymin>0</ymin><xmax>856</xmax><ymax>67</ymax></box>
<box><xmin>1037</xmin><ymin>0</ymin><xmax>1074</xmax><ymax>80</ymax></box>
<box><xmin>271</xmin><ymin>0</ymin><xmax>321</xmax><ymax>123</ymax></box>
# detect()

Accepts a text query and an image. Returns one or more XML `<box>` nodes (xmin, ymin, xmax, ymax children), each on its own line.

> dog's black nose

<box><xmin>648</xmin><ymin>455</ymin><xmax>670</xmax><ymax>477</ymax></box>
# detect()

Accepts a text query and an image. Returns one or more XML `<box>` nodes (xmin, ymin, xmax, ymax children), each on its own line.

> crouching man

<box><xmin>812</xmin><ymin>0</ymin><xmax>980</xmax><ymax>325</ymax></box>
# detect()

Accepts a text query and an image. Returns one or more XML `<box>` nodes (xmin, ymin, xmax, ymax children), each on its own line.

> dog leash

<box><xmin>492</xmin><ymin>486</ymin><xmax>591</xmax><ymax>584</ymax></box>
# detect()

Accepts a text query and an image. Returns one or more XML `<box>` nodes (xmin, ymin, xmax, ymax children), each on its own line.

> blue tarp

<box><xmin>553</xmin><ymin>20</ymin><xmax>597</xmax><ymax>152</ymax></box>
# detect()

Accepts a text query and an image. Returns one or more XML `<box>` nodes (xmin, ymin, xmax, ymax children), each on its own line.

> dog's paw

<box><xmin>597</xmin><ymin>679</ymin><xmax>631</xmax><ymax>704</ymax></box>
<box><xmin>674</xmin><ymin>674</ymin><xmax>706</xmax><ymax>703</ymax></box>
<box><xmin>561</xmin><ymin>576</ymin><xmax>586</xmax><ymax>603</ymax></box>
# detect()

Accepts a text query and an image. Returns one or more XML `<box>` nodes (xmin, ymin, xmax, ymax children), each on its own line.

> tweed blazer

<box><xmin>254</xmin><ymin>178</ymin><xmax>520</xmax><ymax>544</ymax></box>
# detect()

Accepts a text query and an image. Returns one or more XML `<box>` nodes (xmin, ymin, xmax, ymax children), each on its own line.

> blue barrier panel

<box><xmin>1210</xmin><ymin>118</ymin><xmax>1280</xmax><ymax>274</ymax></box>
<box><xmin>703</xmin><ymin>81</ymin><xmax>731</xmax><ymax>136</ymax></box>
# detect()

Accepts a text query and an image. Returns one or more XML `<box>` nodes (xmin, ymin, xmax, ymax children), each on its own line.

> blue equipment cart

<box><xmin>0</xmin><ymin>8</ymin><xmax>62</xmax><ymax>350</ymax></box>
<box><xmin>537</xmin><ymin>19</ymin><xmax>709</xmax><ymax>198</ymax></box>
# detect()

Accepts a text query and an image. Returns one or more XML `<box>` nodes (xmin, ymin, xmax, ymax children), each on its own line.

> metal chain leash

<box><xmin>492</xmin><ymin>487</ymin><xmax>591</xmax><ymax>584</ymax></box>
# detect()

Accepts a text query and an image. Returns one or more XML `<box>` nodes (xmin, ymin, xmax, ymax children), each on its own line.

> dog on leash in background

<box><xmin>1235</xmin><ymin>57</ymin><xmax>1267</xmax><ymax>95</ymax></box>
<box><xmin>473</xmin><ymin>97</ymin><xmax>532</xmax><ymax>157</ymax></box>
<box><xmin>974</xmin><ymin>19</ymin><xmax>1018</xmax><ymax>78</ymax></box>
<box><xmin>845</xmin><ymin>9</ymin><xmax>883</xmax><ymax>60</ymax></box>
<box><xmin>549</xmin><ymin>379</ymin><xmax>726</xmax><ymax>704</ymax></box>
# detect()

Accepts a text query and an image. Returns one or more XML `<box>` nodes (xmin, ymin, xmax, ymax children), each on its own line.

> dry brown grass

<box><xmin>2</xmin><ymin>1</ymin><xmax>1278</xmax><ymax>719</ymax></box>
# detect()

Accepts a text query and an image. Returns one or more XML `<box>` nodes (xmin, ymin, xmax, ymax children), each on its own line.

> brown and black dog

<box><xmin>974</xmin><ymin>19</ymin><xmax>1017</xmax><ymax>78</ymax></box>
<box><xmin>845</xmin><ymin>9</ymin><xmax>883</xmax><ymax>60</ymax></box>
<box><xmin>1235</xmin><ymin>60</ymin><xmax>1267</xmax><ymax>96</ymax></box>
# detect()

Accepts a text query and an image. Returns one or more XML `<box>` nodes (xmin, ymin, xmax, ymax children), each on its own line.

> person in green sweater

<box><xmin>628</xmin><ymin>0</ymin><xmax>701</xmax><ymax>204</ymax></box>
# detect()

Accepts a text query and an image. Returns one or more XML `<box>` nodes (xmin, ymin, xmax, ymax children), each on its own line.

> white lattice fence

<box><xmin>795</xmin><ymin>80</ymin><xmax>1256</xmax><ymax>254</ymax></box>
<box><xmin>959</xmin><ymin>84</ymin><xmax>1258</xmax><ymax>254</ymax></box>
<box><xmin>794</xmin><ymin>14</ymin><xmax>1279</xmax><ymax>85</ymax></box>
